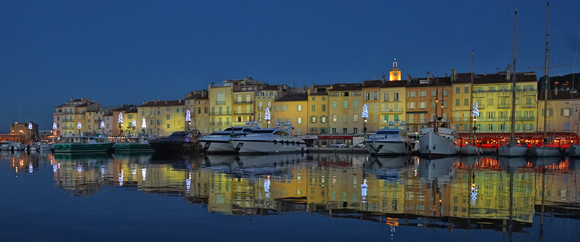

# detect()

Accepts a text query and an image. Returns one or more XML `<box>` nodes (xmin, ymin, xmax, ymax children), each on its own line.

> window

<box><xmin>443</xmin><ymin>90</ymin><xmax>448</xmax><ymax>96</ymax></box>
<box><xmin>563</xmin><ymin>108</ymin><xmax>572</xmax><ymax>117</ymax></box>
<box><xmin>464</xmin><ymin>99</ymin><xmax>469</xmax><ymax>106</ymax></box>
<box><xmin>456</xmin><ymin>87</ymin><xmax>460</xmax><ymax>94</ymax></box>
<box><xmin>384</xmin><ymin>93</ymin><xmax>389</xmax><ymax>101</ymax></box>
<box><xmin>373</xmin><ymin>91</ymin><xmax>379</xmax><ymax>100</ymax></box>
<box><xmin>489</xmin><ymin>99</ymin><xmax>494</xmax><ymax>106</ymax></box>
<box><xmin>394</xmin><ymin>93</ymin><xmax>399</xmax><ymax>101</ymax></box>
<box><xmin>297</xmin><ymin>117</ymin><xmax>302</xmax><ymax>124</ymax></box>
<box><xmin>332</xmin><ymin>115</ymin><xmax>337</xmax><ymax>122</ymax></box>
<box><xmin>408</xmin><ymin>91</ymin><xmax>416</xmax><ymax>97</ymax></box>
<box><xmin>408</xmin><ymin>102</ymin><xmax>415</xmax><ymax>109</ymax></box>
<box><xmin>322</xmin><ymin>97</ymin><xmax>325</xmax><ymax>101</ymax></box>
<box><xmin>322</xmin><ymin>104</ymin><xmax>326</xmax><ymax>112</ymax></box>
<box><xmin>343</xmin><ymin>114</ymin><xmax>348</xmax><ymax>123</ymax></box>
<box><xmin>455</xmin><ymin>99</ymin><xmax>460</xmax><ymax>106</ymax></box>
<box><xmin>420</xmin><ymin>90</ymin><xmax>426</xmax><ymax>97</ymax></box>
<box><xmin>353</xmin><ymin>101</ymin><xmax>358</xmax><ymax>109</ymax></box>
<box><xmin>431</xmin><ymin>90</ymin><xmax>436</xmax><ymax>96</ymax></box>
<box><xmin>343</xmin><ymin>101</ymin><xmax>348</xmax><ymax>108</ymax></box>
<box><xmin>176</xmin><ymin>108</ymin><xmax>180</xmax><ymax>112</ymax></box>
<box><xmin>431</xmin><ymin>101</ymin><xmax>436</xmax><ymax>109</ymax></box>
<box><xmin>219</xmin><ymin>106</ymin><xmax>222</xmax><ymax>115</ymax></box>
<box><xmin>419</xmin><ymin>102</ymin><xmax>426</xmax><ymax>109</ymax></box>
<box><xmin>141</xmin><ymin>111</ymin><xmax>145</xmax><ymax>116</ymax></box>
<box><xmin>353</xmin><ymin>114</ymin><xmax>359</xmax><ymax>122</ymax></box>
<box><xmin>297</xmin><ymin>105</ymin><xmax>302</xmax><ymax>111</ymax></box>
<box><xmin>311</xmin><ymin>116</ymin><xmax>317</xmax><ymax>123</ymax></box>
<box><xmin>332</xmin><ymin>101</ymin><xmax>337</xmax><ymax>109</ymax></box>
<box><xmin>312</xmin><ymin>97</ymin><xmax>316</xmax><ymax>101</ymax></box>
<box><xmin>321</xmin><ymin>116</ymin><xmax>327</xmax><ymax>124</ymax></box>
<box><xmin>246</xmin><ymin>94</ymin><xmax>251</xmax><ymax>102</ymax></box>
<box><xmin>488</xmin><ymin>124</ymin><xmax>494</xmax><ymax>130</ymax></box>
<box><xmin>365</xmin><ymin>92</ymin><xmax>371</xmax><ymax>100</ymax></box>
<box><xmin>464</xmin><ymin>86</ymin><xmax>469</xmax><ymax>93</ymax></box>
<box><xmin>311</xmin><ymin>105</ymin><xmax>315</xmax><ymax>112</ymax></box>
<box><xmin>167</xmin><ymin>124</ymin><xmax>171</xmax><ymax>129</ymax></box>
<box><xmin>166</xmin><ymin>115</ymin><xmax>170</xmax><ymax>120</ymax></box>
<box><xmin>489</xmin><ymin>87</ymin><xmax>495</xmax><ymax>92</ymax></box>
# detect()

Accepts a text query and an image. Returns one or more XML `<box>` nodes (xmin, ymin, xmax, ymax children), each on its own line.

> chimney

<box><xmin>506</xmin><ymin>65</ymin><xmax>511</xmax><ymax>81</ymax></box>
<box><xmin>382</xmin><ymin>76</ymin><xmax>385</xmax><ymax>82</ymax></box>
<box><xmin>484</xmin><ymin>72</ymin><xmax>487</xmax><ymax>76</ymax></box>
<box><xmin>427</xmin><ymin>72</ymin><xmax>430</xmax><ymax>83</ymax></box>
<box><xmin>143</xmin><ymin>100</ymin><xmax>146</xmax><ymax>105</ymax></box>
<box><xmin>179</xmin><ymin>98</ymin><xmax>181</xmax><ymax>103</ymax></box>
<box><xmin>555</xmin><ymin>88</ymin><xmax>558</xmax><ymax>96</ymax></box>
<box><xmin>165</xmin><ymin>100</ymin><xmax>168</xmax><ymax>104</ymax></box>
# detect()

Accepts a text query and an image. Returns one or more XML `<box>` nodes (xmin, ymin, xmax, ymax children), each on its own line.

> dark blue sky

<box><xmin>1</xmin><ymin>0</ymin><xmax>579</xmax><ymax>131</ymax></box>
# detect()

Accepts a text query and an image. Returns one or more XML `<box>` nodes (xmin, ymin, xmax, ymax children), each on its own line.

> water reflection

<box><xmin>2</xmin><ymin>152</ymin><xmax>580</xmax><ymax>238</ymax></box>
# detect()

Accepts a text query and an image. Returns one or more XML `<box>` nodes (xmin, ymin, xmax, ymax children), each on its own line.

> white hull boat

<box><xmin>419</xmin><ymin>130</ymin><xmax>458</xmax><ymax>158</ymax></box>
<box><xmin>230</xmin><ymin>122</ymin><xmax>307</xmax><ymax>154</ymax></box>
<box><xmin>200</xmin><ymin>124</ymin><xmax>258</xmax><ymax>154</ymax></box>
<box><xmin>365</xmin><ymin>128</ymin><xmax>414</xmax><ymax>156</ymax></box>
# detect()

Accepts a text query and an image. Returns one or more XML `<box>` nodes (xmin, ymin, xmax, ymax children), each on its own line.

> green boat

<box><xmin>53</xmin><ymin>136</ymin><xmax>114</xmax><ymax>153</ymax></box>
<box><xmin>113</xmin><ymin>136</ymin><xmax>154</xmax><ymax>152</ymax></box>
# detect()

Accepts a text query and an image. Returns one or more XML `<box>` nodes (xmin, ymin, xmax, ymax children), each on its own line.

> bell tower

<box><xmin>389</xmin><ymin>58</ymin><xmax>401</xmax><ymax>81</ymax></box>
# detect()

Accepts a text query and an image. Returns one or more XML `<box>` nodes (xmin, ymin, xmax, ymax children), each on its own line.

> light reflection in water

<box><xmin>3</xmin><ymin>151</ymin><xmax>580</xmax><ymax>238</ymax></box>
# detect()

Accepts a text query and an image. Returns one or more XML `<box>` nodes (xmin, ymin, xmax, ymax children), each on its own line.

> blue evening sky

<box><xmin>1</xmin><ymin>0</ymin><xmax>579</xmax><ymax>131</ymax></box>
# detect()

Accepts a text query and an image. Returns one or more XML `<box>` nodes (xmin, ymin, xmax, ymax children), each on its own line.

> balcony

<box><xmin>380</xmin><ymin>108</ymin><xmax>404</xmax><ymax>113</ymax></box>
<box><xmin>498</xmin><ymin>105</ymin><xmax>510</xmax><ymax>109</ymax></box>
<box><xmin>522</xmin><ymin>90</ymin><xmax>536</xmax><ymax>96</ymax></box>
<box><xmin>234</xmin><ymin>101</ymin><xmax>254</xmax><ymax>104</ymax></box>
<box><xmin>234</xmin><ymin>111</ymin><xmax>254</xmax><ymax>115</ymax></box>
<box><xmin>210</xmin><ymin>112</ymin><xmax>231</xmax><ymax>116</ymax></box>
<box><xmin>216</xmin><ymin>101</ymin><xmax>226</xmax><ymax>105</ymax></box>
<box><xmin>522</xmin><ymin>103</ymin><xmax>536</xmax><ymax>108</ymax></box>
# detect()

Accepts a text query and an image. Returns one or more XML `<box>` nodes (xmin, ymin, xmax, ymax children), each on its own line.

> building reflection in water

<box><xmin>6</xmin><ymin>151</ymin><xmax>577</xmax><ymax>237</ymax></box>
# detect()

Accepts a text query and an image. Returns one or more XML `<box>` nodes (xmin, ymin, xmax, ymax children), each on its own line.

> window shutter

<box><xmin>561</xmin><ymin>108</ymin><xmax>564</xmax><ymax>117</ymax></box>
<box><xmin>569</xmin><ymin>108</ymin><xmax>573</xmax><ymax>116</ymax></box>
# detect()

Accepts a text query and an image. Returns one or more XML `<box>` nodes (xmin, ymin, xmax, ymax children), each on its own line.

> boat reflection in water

<box><xmin>8</xmin><ymin>151</ymin><xmax>580</xmax><ymax>239</ymax></box>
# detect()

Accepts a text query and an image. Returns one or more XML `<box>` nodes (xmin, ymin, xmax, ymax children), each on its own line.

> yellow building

<box><xmin>208</xmin><ymin>77</ymin><xmax>261</xmax><ymax>132</ymax></box>
<box><xmin>307</xmin><ymin>85</ymin><xmax>330</xmax><ymax>135</ymax></box>
<box><xmin>137</xmin><ymin>100</ymin><xmax>186</xmax><ymax>136</ymax></box>
<box><xmin>405</xmin><ymin>76</ymin><xmax>453</xmax><ymax>133</ymax></box>
<box><xmin>53</xmin><ymin>97</ymin><xmax>99</xmax><ymax>137</ymax></box>
<box><xmin>362</xmin><ymin>80</ymin><xmax>383</xmax><ymax>132</ymax></box>
<box><xmin>255</xmin><ymin>85</ymin><xmax>289</xmax><ymax>129</ymax></box>
<box><xmin>272</xmin><ymin>93</ymin><xmax>308</xmax><ymax>136</ymax></box>
<box><xmin>537</xmin><ymin>90</ymin><xmax>579</xmax><ymax>137</ymax></box>
<box><xmin>379</xmin><ymin>79</ymin><xmax>407</xmax><ymax>129</ymax></box>
<box><xmin>451</xmin><ymin>72</ymin><xmax>474</xmax><ymax>133</ymax></box>
<box><xmin>468</xmin><ymin>71</ymin><xmax>538</xmax><ymax>137</ymax></box>
<box><xmin>328</xmin><ymin>83</ymin><xmax>364</xmax><ymax>135</ymax></box>
<box><xmin>113</xmin><ymin>105</ymin><xmax>138</xmax><ymax>136</ymax></box>
<box><xmin>232</xmin><ymin>84</ymin><xmax>259</xmax><ymax>127</ymax></box>
<box><xmin>184</xmin><ymin>90</ymin><xmax>210</xmax><ymax>134</ymax></box>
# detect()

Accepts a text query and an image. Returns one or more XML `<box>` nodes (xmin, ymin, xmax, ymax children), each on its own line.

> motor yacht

<box><xmin>200</xmin><ymin>121</ymin><xmax>259</xmax><ymax>154</ymax></box>
<box><xmin>229</xmin><ymin>121</ymin><xmax>307</xmax><ymax>154</ymax></box>
<box><xmin>365</xmin><ymin>126</ymin><xmax>414</xmax><ymax>155</ymax></box>
<box><xmin>418</xmin><ymin>118</ymin><xmax>459</xmax><ymax>158</ymax></box>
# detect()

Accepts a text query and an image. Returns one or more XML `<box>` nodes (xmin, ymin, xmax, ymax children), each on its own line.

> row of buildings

<box><xmin>52</xmin><ymin>61</ymin><xmax>580</xmax><ymax>142</ymax></box>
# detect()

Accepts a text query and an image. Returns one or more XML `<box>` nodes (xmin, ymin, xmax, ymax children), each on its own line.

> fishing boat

<box><xmin>230</xmin><ymin>121</ymin><xmax>307</xmax><ymax>154</ymax></box>
<box><xmin>530</xmin><ymin>3</ymin><xmax>562</xmax><ymax>157</ymax></box>
<box><xmin>149</xmin><ymin>130</ymin><xmax>202</xmax><ymax>153</ymax></box>
<box><xmin>113</xmin><ymin>135</ymin><xmax>155</xmax><ymax>152</ymax></box>
<box><xmin>365</xmin><ymin>125</ymin><xmax>414</xmax><ymax>155</ymax></box>
<box><xmin>53</xmin><ymin>135</ymin><xmax>114</xmax><ymax>153</ymax></box>
<box><xmin>199</xmin><ymin>121</ymin><xmax>259</xmax><ymax>154</ymax></box>
<box><xmin>499</xmin><ymin>9</ymin><xmax>529</xmax><ymax>157</ymax></box>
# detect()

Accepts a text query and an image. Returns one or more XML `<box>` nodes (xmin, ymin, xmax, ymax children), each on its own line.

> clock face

<box><xmin>394</xmin><ymin>73</ymin><xmax>398</xmax><ymax>76</ymax></box>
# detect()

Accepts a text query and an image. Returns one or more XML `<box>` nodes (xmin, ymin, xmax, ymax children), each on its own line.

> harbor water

<box><xmin>1</xmin><ymin>151</ymin><xmax>580</xmax><ymax>241</ymax></box>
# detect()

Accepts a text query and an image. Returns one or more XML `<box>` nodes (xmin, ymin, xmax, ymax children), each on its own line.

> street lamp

<box><xmin>473</xmin><ymin>117</ymin><xmax>477</xmax><ymax>146</ymax></box>
<box><xmin>19</xmin><ymin>130</ymin><xmax>23</xmax><ymax>143</ymax></box>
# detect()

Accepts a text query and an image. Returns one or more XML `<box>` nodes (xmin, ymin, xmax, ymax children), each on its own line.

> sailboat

<box><xmin>530</xmin><ymin>3</ymin><xmax>562</xmax><ymax>157</ymax></box>
<box><xmin>460</xmin><ymin>52</ymin><xmax>482</xmax><ymax>155</ymax></box>
<box><xmin>499</xmin><ymin>9</ymin><xmax>529</xmax><ymax>157</ymax></box>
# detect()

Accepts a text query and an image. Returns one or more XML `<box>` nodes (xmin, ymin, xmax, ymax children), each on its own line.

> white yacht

<box><xmin>365</xmin><ymin>126</ymin><xmax>414</xmax><ymax>155</ymax></box>
<box><xmin>230</xmin><ymin>121</ymin><xmax>307</xmax><ymax>154</ymax></box>
<box><xmin>200</xmin><ymin>122</ymin><xmax>259</xmax><ymax>154</ymax></box>
<box><xmin>418</xmin><ymin>118</ymin><xmax>459</xmax><ymax>158</ymax></box>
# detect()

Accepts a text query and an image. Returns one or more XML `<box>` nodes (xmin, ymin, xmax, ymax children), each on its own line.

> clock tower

<box><xmin>389</xmin><ymin>58</ymin><xmax>401</xmax><ymax>81</ymax></box>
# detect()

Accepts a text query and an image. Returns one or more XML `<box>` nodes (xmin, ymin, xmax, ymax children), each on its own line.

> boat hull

<box><xmin>53</xmin><ymin>143</ymin><xmax>114</xmax><ymax>153</ymax></box>
<box><xmin>418</xmin><ymin>131</ymin><xmax>458</xmax><ymax>158</ymax></box>
<box><xmin>230</xmin><ymin>139</ymin><xmax>307</xmax><ymax>154</ymax></box>
<box><xmin>366</xmin><ymin>141</ymin><xmax>411</xmax><ymax>155</ymax></box>
<box><xmin>149</xmin><ymin>141</ymin><xmax>198</xmax><ymax>153</ymax></box>
<box><xmin>114</xmin><ymin>143</ymin><xmax>153</xmax><ymax>152</ymax></box>
<box><xmin>530</xmin><ymin>146</ymin><xmax>561</xmax><ymax>157</ymax></box>
<box><xmin>459</xmin><ymin>145</ymin><xmax>481</xmax><ymax>155</ymax></box>
<box><xmin>200</xmin><ymin>140</ymin><xmax>237</xmax><ymax>154</ymax></box>
<box><xmin>498</xmin><ymin>144</ymin><xmax>528</xmax><ymax>157</ymax></box>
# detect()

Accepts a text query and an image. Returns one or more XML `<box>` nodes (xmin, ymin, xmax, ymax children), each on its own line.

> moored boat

<box><xmin>418</xmin><ymin>118</ymin><xmax>459</xmax><ymax>158</ymax></box>
<box><xmin>114</xmin><ymin>135</ymin><xmax>155</xmax><ymax>152</ymax></box>
<box><xmin>53</xmin><ymin>136</ymin><xmax>114</xmax><ymax>153</ymax></box>
<box><xmin>365</xmin><ymin>127</ymin><xmax>414</xmax><ymax>156</ymax></box>
<box><xmin>149</xmin><ymin>130</ymin><xmax>201</xmax><ymax>153</ymax></box>
<box><xmin>230</xmin><ymin>121</ymin><xmax>307</xmax><ymax>154</ymax></box>
<box><xmin>200</xmin><ymin>122</ymin><xmax>259</xmax><ymax>154</ymax></box>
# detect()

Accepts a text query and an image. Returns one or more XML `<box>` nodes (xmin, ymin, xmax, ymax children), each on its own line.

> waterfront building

<box><xmin>379</xmin><ymin>77</ymin><xmax>407</xmax><ymax>130</ymax></box>
<box><xmin>465</xmin><ymin>71</ymin><xmax>538</xmax><ymax>141</ymax></box>
<box><xmin>537</xmin><ymin>90</ymin><xmax>580</xmax><ymax>140</ymax></box>
<box><xmin>208</xmin><ymin>77</ymin><xmax>261</xmax><ymax>133</ymax></box>
<box><xmin>53</xmin><ymin>97</ymin><xmax>101</xmax><ymax>137</ymax></box>
<box><xmin>450</xmin><ymin>71</ymin><xmax>473</xmax><ymax>133</ymax></box>
<box><xmin>184</xmin><ymin>90</ymin><xmax>209</xmax><ymax>134</ymax></box>
<box><xmin>137</xmin><ymin>100</ymin><xmax>186</xmax><ymax>137</ymax></box>
<box><xmin>272</xmin><ymin>93</ymin><xmax>308</xmax><ymax>136</ymax></box>
<box><xmin>9</xmin><ymin>122</ymin><xmax>38</xmax><ymax>143</ymax></box>
<box><xmin>306</xmin><ymin>84</ymin><xmax>330</xmax><ymax>136</ymax></box>
<box><xmin>328</xmin><ymin>83</ymin><xmax>364</xmax><ymax>135</ymax></box>
<box><xmin>112</xmin><ymin>105</ymin><xmax>137</xmax><ymax>136</ymax></box>
<box><xmin>405</xmin><ymin>74</ymin><xmax>453</xmax><ymax>133</ymax></box>
<box><xmin>362</xmin><ymin>79</ymin><xmax>384</xmax><ymax>133</ymax></box>
<box><xmin>256</xmin><ymin>85</ymin><xmax>289</xmax><ymax>129</ymax></box>
<box><xmin>232</xmin><ymin>82</ymin><xmax>259</xmax><ymax>127</ymax></box>
<box><xmin>103</xmin><ymin>112</ymin><xmax>114</xmax><ymax>136</ymax></box>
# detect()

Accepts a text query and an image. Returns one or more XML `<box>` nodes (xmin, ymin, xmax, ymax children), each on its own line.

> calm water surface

<box><xmin>1</xmin><ymin>151</ymin><xmax>580</xmax><ymax>241</ymax></box>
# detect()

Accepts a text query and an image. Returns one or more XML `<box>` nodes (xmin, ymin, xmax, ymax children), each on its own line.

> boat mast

<box><xmin>543</xmin><ymin>2</ymin><xmax>550</xmax><ymax>145</ymax></box>
<box><xmin>510</xmin><ymin>9</ymin><xmax>518</xmax><ymax>146</ymax></box>
<box><xmin>468</xmin><ymin>52</ymin><xmax>474</xmax><ymax>144</ymax></box>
